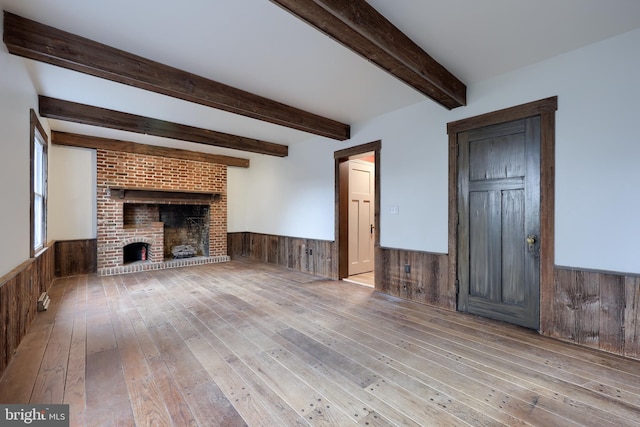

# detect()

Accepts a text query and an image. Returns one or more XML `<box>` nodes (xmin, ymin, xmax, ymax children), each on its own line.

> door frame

<box><xmin>447</xmin><ymin>97</ymin><xmax>557</xmax><ymax>332</ymax></box>
<box><xmin>335</xmin><ymin>140</ymin><xmax>381</xmax><ymax>281</ymax></box>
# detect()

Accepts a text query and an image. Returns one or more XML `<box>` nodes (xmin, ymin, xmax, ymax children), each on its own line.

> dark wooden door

<box><xmin>457</xmin><ymin>117</ymin><xmax>540</xmax><ymax>329</ymax></box>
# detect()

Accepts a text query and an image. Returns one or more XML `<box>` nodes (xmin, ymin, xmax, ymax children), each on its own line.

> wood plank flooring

<box><xmin>344</xmin><ymin>271</ymin><xmax>375</xmax><ymax>287</ymax></box>
<box><xmin>1</xmin><ymin>259</ymin><xmax>639</xmax><ymax>426</ymax></box>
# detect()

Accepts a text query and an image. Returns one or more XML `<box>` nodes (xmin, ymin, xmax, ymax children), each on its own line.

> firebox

<box><xmin>160</xmin><ymin>205</ymin><xmax>210</xmax><ymax>258</ymax></box>
<box><xmin>122</xmin><ymin>203</ymin><xmax>210</xmax><ymax>259</ymax></box>
<box><xmin>123</xmin><ymin>242</ymin><xmax>149</xmax><ymax>264</ymax></box>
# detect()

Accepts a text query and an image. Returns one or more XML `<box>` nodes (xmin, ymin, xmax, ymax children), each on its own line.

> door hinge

<box><xmin>455</xmin><ymin>279</ymin><xmax>460</xmax><ymax>294</ymax></box>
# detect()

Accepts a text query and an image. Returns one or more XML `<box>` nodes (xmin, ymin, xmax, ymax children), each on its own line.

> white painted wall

<box><xmin>226</xmin><ymin>166</ymin><xmax>248</xmax><ymax>232</ymax></box>
<box><xmin>38</xmin><ymin>27</ymin><xmax>640</xmax><ymax>275</ymax></box>
<box><xmin>238</xmin><ymin>141</ymin><xmax>337</xmax><ymax>240</ymax></box>
<box><xmin>453</xmin><ymin>28</ymin><xmax>640</xmax><ymax>274</ymax></box>
<box><xmin>48</xmin><ymin>145</ymin><xmax>96</xmax><ymax>240</ymax></box>
<box><xmin>231</xmin><ymin>27</ymin><xmax>640</xmax><ymax>274</ymax></box>
<box><xmin>0</xmin><ymin>44</ymin><xmax>47</xmax><ymax>277</ymax></box>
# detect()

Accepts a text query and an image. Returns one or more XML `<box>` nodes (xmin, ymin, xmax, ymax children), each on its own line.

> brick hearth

<box><xmin>96</xmin><ymin>149</ymin><xmax>229</xmax><ymax>276</ymax></box>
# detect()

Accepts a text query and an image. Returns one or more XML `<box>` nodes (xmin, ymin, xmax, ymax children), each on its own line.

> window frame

<box><xmin>30</xmin><ymin>109</ymin><xmax>48</xmax><ymax>256</ymax></box>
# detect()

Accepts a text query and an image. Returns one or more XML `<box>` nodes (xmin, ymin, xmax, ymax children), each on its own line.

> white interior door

<box><xmin>348</xmin><ymin>159</ymin><xmax>374</xmax><ymax>275</ymax></box>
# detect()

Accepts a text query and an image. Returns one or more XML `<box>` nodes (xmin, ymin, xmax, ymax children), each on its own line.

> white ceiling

<box><xmin>2</xmin><ymin>0</ymin><xmax>640</xmax><ymax>160</ymax></box>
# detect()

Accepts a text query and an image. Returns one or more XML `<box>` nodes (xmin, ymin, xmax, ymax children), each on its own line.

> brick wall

<box><xmin>97</xmin><ymin>149</ymin><xmax>227</xmax><ymax>271</ymax></box>
<box><xmin>123</xmin><ymin>204</ymin><xmax>160</xmax><ymax>226</ymax></box>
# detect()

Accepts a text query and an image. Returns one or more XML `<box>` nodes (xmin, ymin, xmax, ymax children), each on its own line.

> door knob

<box><xmin>526</xmin><ymin>235</ymin><xmax>538</xmax><ymax>255</ymax></box>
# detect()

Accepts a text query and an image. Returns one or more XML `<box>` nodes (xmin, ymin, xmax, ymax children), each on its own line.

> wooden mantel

<box><xmin>107</xmin><ymin>187</ymin><xmax>222</xmax><ymax>204</ymax></box>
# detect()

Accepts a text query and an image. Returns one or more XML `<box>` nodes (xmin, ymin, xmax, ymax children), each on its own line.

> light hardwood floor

<box><xmin>1</xmin><ymin>259</ymin><xmax>639</xmax><ymax>426</ymax></box>
<box><xmin>344</xmin><ymin>271</ymin><xmax>375</xmax><ymax>287</ymax></box>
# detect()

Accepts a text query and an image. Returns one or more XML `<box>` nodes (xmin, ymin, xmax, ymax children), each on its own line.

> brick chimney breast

<box><xmin>96</xmin><ymin>149</ymin><xmax>228</xmax><ymax>275</ymax></box>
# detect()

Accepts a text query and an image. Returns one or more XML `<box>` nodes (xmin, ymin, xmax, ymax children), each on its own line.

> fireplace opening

<box><xmin>123</xmin><ymin>242</ymin><xmax>149</xmax><ymax>264</ymax></box>
<box><xmin>160</xmin><ymin>205</ymin><xmax>210</xmax><ymax>259</ymax></box>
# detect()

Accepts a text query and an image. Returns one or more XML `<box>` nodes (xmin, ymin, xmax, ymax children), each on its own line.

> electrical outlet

<box><xmin>404</xmin><ymin>264</ymin><xmax>411</xmax><ymax>273</ymax></box>
<box><xmin>309</xmin><ymin>249</ymin><xmax>313</xmax><ymax>255</ymax></box>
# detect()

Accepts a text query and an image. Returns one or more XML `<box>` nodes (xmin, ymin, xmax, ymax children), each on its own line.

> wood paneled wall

<box><xmin>55</xmin><ymin>239</ymin><xmax>97</xmax><ymax>277</ymax></box>
<box><xmin>0</xmin><ymin>242</ymin><xmax>55</xmax><ymax>376</ymax></box>
<box><xmin>376</xmin><ymin>247</ymin><xmax>454</xmax><ymax>311</ymax></box>
<box><xmin>228</xmin><ymin>232</ymin><xmax>337</xmax><ymax>279</ymax></box>
<box><xmin>550</xmin><ymin>267</ymin><xmax>640</xmax><ymax>359</ymax></box>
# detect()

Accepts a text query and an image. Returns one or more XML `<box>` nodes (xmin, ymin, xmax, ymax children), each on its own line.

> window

<box><xmin>30</xmin><ymin>110</ymin><xmax>48</xmax><ymax>255</ymax></box>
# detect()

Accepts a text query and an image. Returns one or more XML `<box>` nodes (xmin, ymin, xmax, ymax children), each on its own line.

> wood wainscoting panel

<box><xmin>599</xmin><ymin>273</ymin><xmax>625</xmax><ymax>355</ymax></box>
<box><xmin>227</xmin><ymin>232</ymin><xmax>337</xmax><ymax>279</ymax></box>
<box><xmin>55</xmin><ymin>239</ymin><xmax>97</xmax><ymax>277</ymax></box>
<box><xmin>0</xmin><ymin>242</ymin><xmax>55</xmax><ymax>376</ymax></box>
<box><xmin>376</xmin><ymin>247</ymin><xmax>453</xmax><ymax>311</ymax></box>
<box><xmin>552</xmin><ymin>269</ymin><xmax>600</xmax><ymax>349</ymax></box>
<box><xmin>624</xmin><ymin>276</ymin><xmax>640</xmax><ymax>359</ymax></box>
<box><xmin>551</xmin><ymin>267</ymin><xmax>639</xmax><ymax>359</ymax></box>
<box><xmin>227</xmin><ymin>232</ymin><xmax>250</xmax><ymax>258</ymax></box>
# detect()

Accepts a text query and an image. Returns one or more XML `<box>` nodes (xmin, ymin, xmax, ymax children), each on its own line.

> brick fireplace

<box><xmin>96</xmin><ymin>149</ymin><xmax>229</xmax><ymax>276</ymax></box>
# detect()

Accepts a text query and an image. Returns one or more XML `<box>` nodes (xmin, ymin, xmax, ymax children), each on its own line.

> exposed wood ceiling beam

<box><xmin>270</xmin><ymin>0</ymin><xmax>467</xmax><ymax>109</ymax></box>
<box><xmin>40</xmin><ymin>96</ymin><xmax>288</xmax><ymax>157</ymax></box>
<box><xmin>3</xmin><ymin>11</ymin><xmax>350</xmax><ymax>140</ymax></box>
<box><xmin>52</xmin><ymin>132</ymin><xmax>250</xmax><ymax>168</ymax></box>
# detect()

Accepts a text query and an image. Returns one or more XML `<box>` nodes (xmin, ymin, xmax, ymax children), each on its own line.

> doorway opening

<box><xmin>335</xmin><ymin>141</ymin><xmax>381</xmax><ymax>287</ymax></box>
